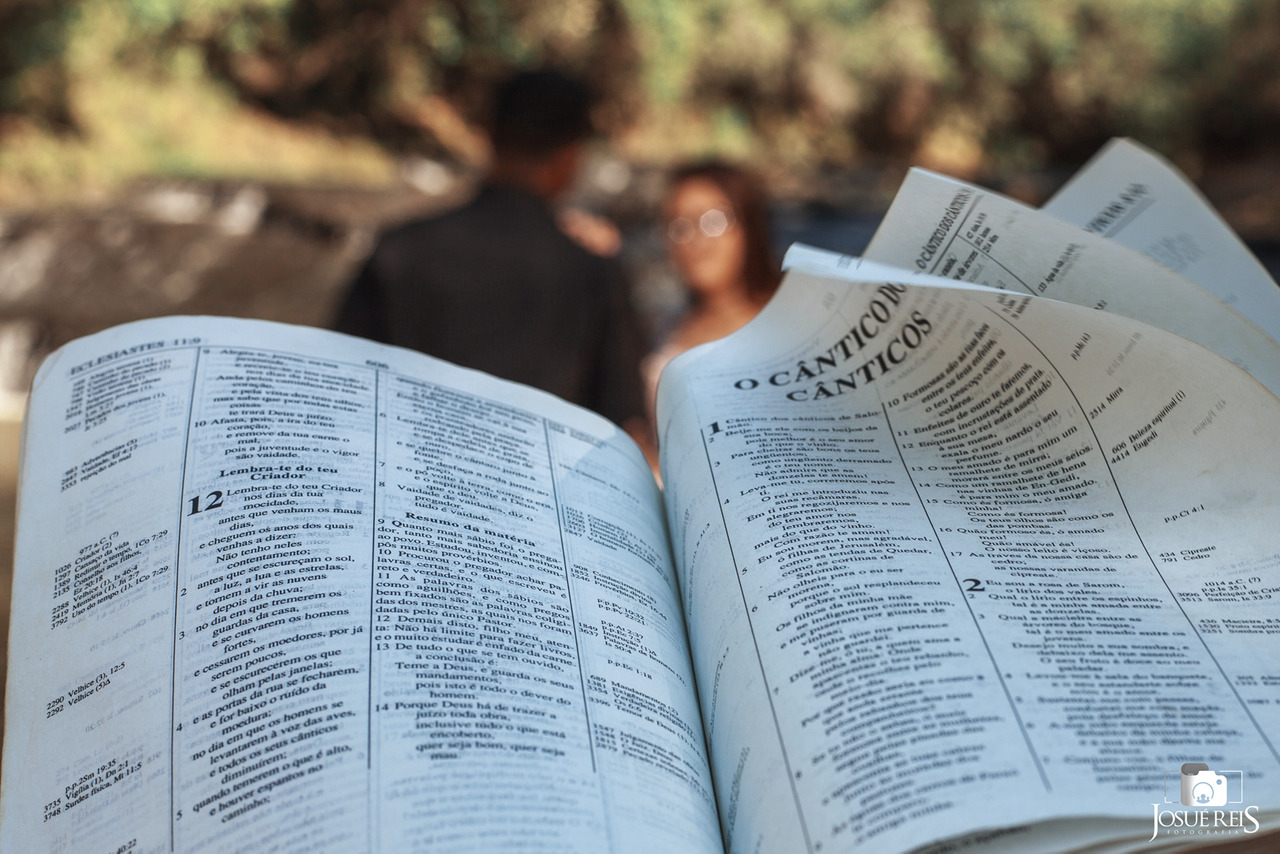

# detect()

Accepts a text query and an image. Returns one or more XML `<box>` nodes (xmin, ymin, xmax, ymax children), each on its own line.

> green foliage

<box><xmin>0</xmin><ymin>1</ymin><xmax>79</xmax><ymax>122</ymax></box>
<box><xmin>0</xmin><ymin>1</ymin><xmax>392</xmax><ymax>205</ymax></box>
<box><xmin>3</xmin><ymin>0</ymin><xmax>1280</xmax><ymax>201</ymax></box>
<box><xmin>115</xmin><ymin>0</ymin><xmax>290</xmax><ymax>33</ymax></box>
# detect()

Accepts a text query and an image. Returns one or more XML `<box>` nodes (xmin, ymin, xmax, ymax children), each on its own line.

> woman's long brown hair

<box><xmin>669</xmin><ymin>160</ymin><xmax>782</xmax><ymax>300</ymax></box>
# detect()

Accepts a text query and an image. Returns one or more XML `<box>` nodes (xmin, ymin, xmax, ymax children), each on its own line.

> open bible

<box><xmin>4</xmin><ymin>140</ymin><xmax>1280</xmax><ymax>852</ymax></box>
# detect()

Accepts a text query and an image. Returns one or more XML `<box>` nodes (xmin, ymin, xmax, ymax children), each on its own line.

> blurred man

<box><xmin>333</xmin><ymin>69</ymin><xmax>645</xmax><ymax>431</ymax></box>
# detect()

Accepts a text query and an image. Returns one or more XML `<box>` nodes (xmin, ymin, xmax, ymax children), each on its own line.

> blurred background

<box><xmin>3</xmin><ymin>0</ymin><xmax>1280</xmax><ymax>731</ymax></box>
<box><xmin>4</xmin><ymin>0</ymin><xmax>1280</xmax><ymax>371</ymax></box>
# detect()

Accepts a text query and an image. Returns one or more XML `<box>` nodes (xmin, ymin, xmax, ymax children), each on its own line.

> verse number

<box><xmin>187</xmin><ymin>491</ymin><xmax>224</xmax><ymax>516</ymax></box>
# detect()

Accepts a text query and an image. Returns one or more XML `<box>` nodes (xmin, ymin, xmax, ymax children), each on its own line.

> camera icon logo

<box><xmin>1180</xmin><ymin>762</ymin><xmax>1228</xmax><ymax>807</ymax></box>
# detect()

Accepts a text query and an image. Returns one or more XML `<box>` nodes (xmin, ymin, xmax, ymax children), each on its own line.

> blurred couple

<box><xmin>333</xmin><ymin>69</ymin><xmax>780</xmax><ymax>473</ymax></box>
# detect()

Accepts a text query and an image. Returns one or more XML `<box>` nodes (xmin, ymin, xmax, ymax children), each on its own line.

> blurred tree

<box><xmin>0</xmin><ymin>0</ymin><xmax>79</xmax><ymax>128</ymax></box>
<box><xmin>1192</xmin><ymin>0</ymin><xmax>1280</xmax><ymax>157</ymax></box>
<box><xmin>0</xmin><ymin>0</ymin><xmax>394</xmax><ymax>205</ymax></box>
<box><xmin>614</xmin><ymin>0</ymin><xmax>1277</xmax><ymax>174</ymax></box>
<box><xmin>4</xmin><ymin>0</ymin><xmax>1280</xmax><ymax>195</ymax></box>
<box><xmin>142</xmin><ymin>0</ymin><xmax>641</xmax><ymax>163</ymax></box>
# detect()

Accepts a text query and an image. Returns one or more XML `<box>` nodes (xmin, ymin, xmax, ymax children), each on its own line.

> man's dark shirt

<box><xmin>334</xmin><ymin>183</ymin><xmax>645</xmax><ymax>427</ymax></box>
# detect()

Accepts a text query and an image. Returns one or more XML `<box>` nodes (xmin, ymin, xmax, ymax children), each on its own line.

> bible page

<box><xmin>0</xmin><ymin>317</ymin><xmax>721</xmax><ymax>853</ymax></box>
<box><xmin>861</xmin><ymin>169</ymin><xmax>1280</xmax><ymax>397</ymax></box>
<box><xmin>655</xmin><ymin>272</ymin><xmax>1280</xmax><ymax>853</ymax></box>
<box><xmin>1041</xmin><ymin>137</ymin><xmax>1280</xmax><ymax>346</ymax></box>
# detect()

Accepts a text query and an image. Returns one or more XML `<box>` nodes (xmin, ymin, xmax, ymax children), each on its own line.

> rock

<box><xmin>0</xmin><ymin>178</ymin><xmax>458</xmax><ymax>393</ymax></box>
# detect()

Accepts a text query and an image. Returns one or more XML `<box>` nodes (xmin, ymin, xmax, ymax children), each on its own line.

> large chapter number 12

<box><xmin>188</xmin><ymin>491</ymin><xmax>224</xmax><ymax>516</ymax></box>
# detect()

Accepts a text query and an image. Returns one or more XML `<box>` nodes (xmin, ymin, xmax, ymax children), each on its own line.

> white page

<box><xmin>657</xmin><ymin>272</ymin><xmax>1280</xmax><ymax>853</ymax></box>
<box><xmin>1042</xmin><ymin>137</ymin><xmax>1280</xmax><ymax>345</ymax></box>
<box><xmin>862</xmin><ymin>169</ymin><xmax>1280</xmax><ymax>398</ymax></box>
<box><xmin>1</xmin><ymin>317</ymin><xmax>722</xmax><ymax>853</ymax></box>
<box><xmin>784</xmin><ymin>242</ymin><xmax>1005</xmax><ymax>296</ymax></box>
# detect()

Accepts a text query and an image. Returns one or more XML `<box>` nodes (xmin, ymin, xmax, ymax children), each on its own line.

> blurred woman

<box><xmin>641</xmin><ymin>161</ymin><xmax>782</xmax><ymax>468</ymax></box>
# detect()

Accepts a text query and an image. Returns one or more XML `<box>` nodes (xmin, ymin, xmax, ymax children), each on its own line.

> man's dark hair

<box><xmin>489</xmin><ymin>69</ymin><xmax>594</xmax><ymax>159</ymax></box>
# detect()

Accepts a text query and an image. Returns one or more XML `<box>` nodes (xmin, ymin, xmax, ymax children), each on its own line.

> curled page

<box><xmin>657</xmin><ymin>272</ymin><xmax>1280</xmax><ymax>853</ymax></box>
<box><xmin>1043</xmin><ymin>137</ymin><xmax>1280</xmax><ymax>346</ymax></box>
<box><xmin>862</xmin><ymin>169</ymin><xmax>1280</xmax><ymax>398</ymax></box>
